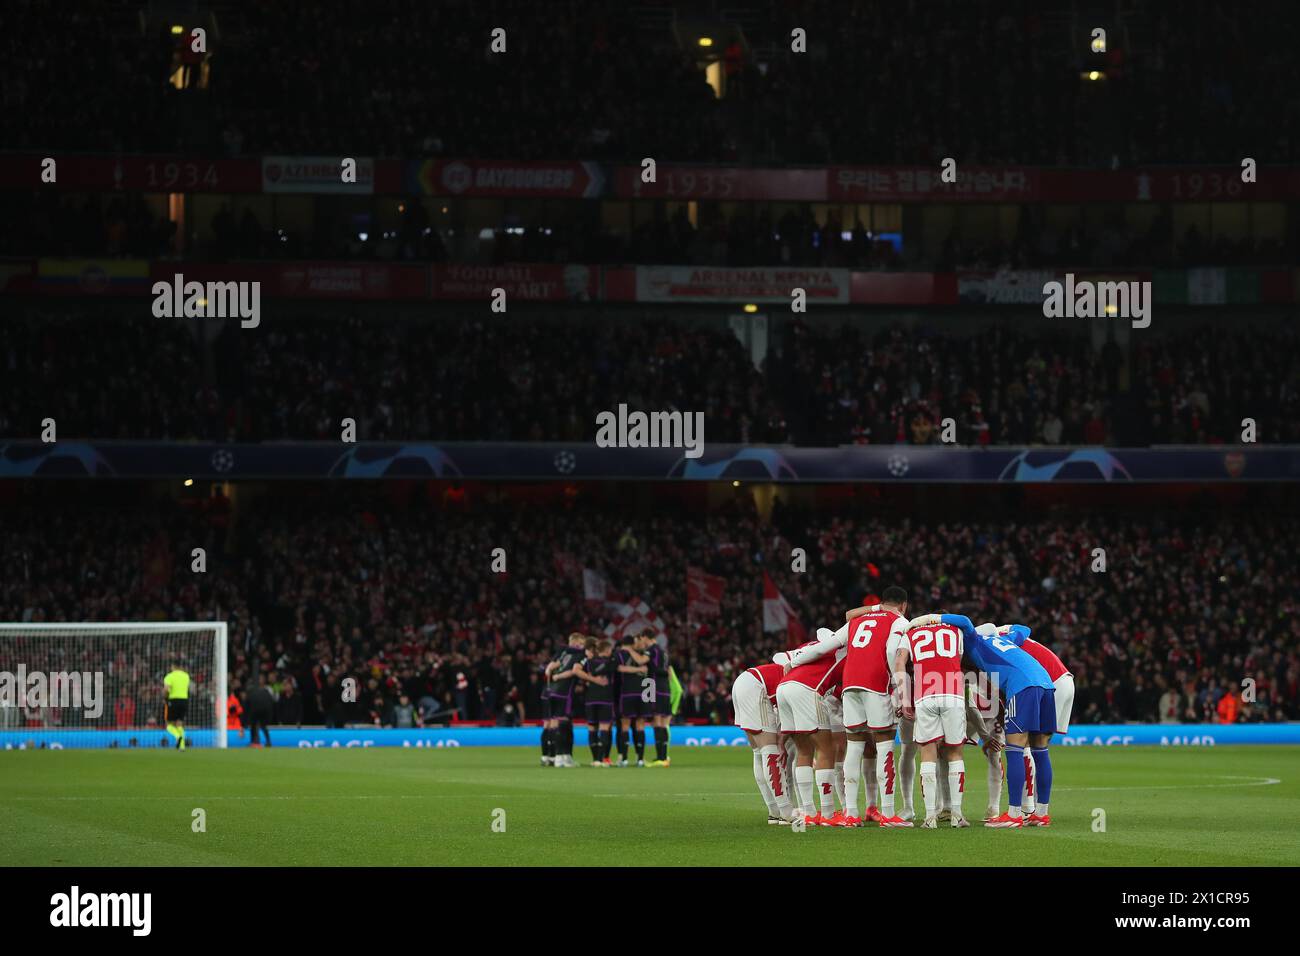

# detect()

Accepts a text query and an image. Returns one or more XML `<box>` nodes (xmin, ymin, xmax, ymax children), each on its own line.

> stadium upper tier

<box><xmin>3</xmin><ymin>0</ymin><xmax>1298</xmax><ymax>165</ymax></box>
<box><xmin>2</xmin><ymin>310</ymin><xmax>1295</xmax><ymax>447</ymax></box>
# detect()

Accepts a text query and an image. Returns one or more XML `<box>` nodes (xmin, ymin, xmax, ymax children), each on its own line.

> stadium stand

<box><xmin>2</xmin><ymin>309</ymin><xmax>1295</xmax><ymax>446</ymax></box>
<box><xmin>3</xmin><ymin>485</ymin><xmax>1296</xmax><ymax>727</ymax></box>
<box><xmin>4</xmin><ymin>0</ymin><xmax>1298</xmax><ymax>165</ymax></box>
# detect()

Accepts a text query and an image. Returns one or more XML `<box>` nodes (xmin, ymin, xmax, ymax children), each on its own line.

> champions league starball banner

<box><xmin>4</xmin><ymin>724</ymin><xmax>1297</xmax><ymax>750</ymax></box>
<box><xmin>0</xmin><ymin>441</ymin><xmax>1296</xmax><ymax>482</ymax></box>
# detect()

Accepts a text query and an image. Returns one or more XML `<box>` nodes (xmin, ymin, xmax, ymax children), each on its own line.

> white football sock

<box><xmin>753</xmin><ymin>750</ymin><xmax>779</xmax><ymax>814</ymax></box>
<box><xmin>794</xmin><ymin>765</ymin><xmax>816</xmax><ymax>815</ymax></box>
<box><xmin>783</xmin><ymin>739</ymin><xmax>799</xmax><ymax>805</ymax></box>
<box><xmin>758</xmin><ymin>745</ymin><xmax>793</xmax><ymax>815</ymax></box>
<box><xmin>815</xmin><ymin>769</ymin><xmax>838</xmax><ymax>815</ymax></box>
<box><xmin>920</xmin><ymin>761</ymin><xmax>938</xmax><ymax>817</ymax></box>
<box><xmin>843</xmin><ymin>739</ymin><xmax>866</xmax><ymax>817</ymax></box>
<box><xmin>833</xmin><ymin>761</ymin><xmax>845</xmax><ymax>810</ymax></box>
<box><xmin>876</xmin><ymin>746</ymin><xmax>896</xmax><ymax>818</ymax></box>
<box><xmin>864</xmin><ymin>750</ymin><xmax>879</xmax><ymax>810</ymax></box>
<box><xmin>1022</xmin><ymin>752</ymin><xmax>1036</xmax><ymax>813</ymax></box>
<box><xmin>899</xmin><ymin>742</ymin><xmax>917</xmax><ymax>815</ymax></box>
<box><xmin>947</xmin><ymin>759</ymin><xmax>966</xmax><ymax>818</ymax></box>
<box><xmin>986</xmin><ymin>749</ymin><xmax>1002</xmax><ymax>815</ymax></box>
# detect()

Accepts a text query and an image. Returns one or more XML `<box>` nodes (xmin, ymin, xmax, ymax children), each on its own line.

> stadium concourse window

<box><xmin>6</xmin><ymin>187</ymin><xmax>1297</xmax><ymax>268</ymax></box>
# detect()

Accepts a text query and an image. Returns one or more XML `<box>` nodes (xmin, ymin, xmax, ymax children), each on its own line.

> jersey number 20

<box><xmin>912</xmin><ymin>626</ymin><xmax>960</xmax><ymax>661</ymax></box>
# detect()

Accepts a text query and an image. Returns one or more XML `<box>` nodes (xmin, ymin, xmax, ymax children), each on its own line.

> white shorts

<box><xmin>1054</xmin><ymin>673</ymin><xmax>1075</xmax><ymax>734</ymax></box>
<box><xmin>842</xmin><ymin>687</ymin><xmax>896</xmax><ymax>732</ymax></box>
<box><xmin>824</xmin><ymin>693</ymin><xmax>845</xmax><ymax>733</ymax></box>
<box><xmin>731</xmin><ymin>671</ymin><xmax>780</xmax><ymax>735</ymax></box>
<box><xmin>777</xmin><ymin>682</ymin><xmax>826</xmax><ymax>735</ymax></box>
<box><xmin>914</xmin><ymin>695</ymin><xmax>966</xmax><ymax>747</ymax></box>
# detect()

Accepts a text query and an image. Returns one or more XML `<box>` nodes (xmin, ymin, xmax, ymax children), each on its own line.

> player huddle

<box><xmin>731</xmin><ymin>587</ymin><xmax>1074</xmax><ymax>830</ymax></box>
<box><xmin>540</xmin><ymin>630</ymin><xmax>672</xmax><ymax>768</ymax></box>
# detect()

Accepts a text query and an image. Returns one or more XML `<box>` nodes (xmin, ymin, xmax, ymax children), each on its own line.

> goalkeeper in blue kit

<box><xmin>908</xmin><ymin>613</ymin><xmax>1055</xmax><ymax>828</ymax></box>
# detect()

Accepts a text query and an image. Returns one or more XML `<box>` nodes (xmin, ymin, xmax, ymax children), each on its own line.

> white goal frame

<box><xmin>0</xmin><ymin>622</ymin><xmax>228</xmax><ymax>748</ymax></box>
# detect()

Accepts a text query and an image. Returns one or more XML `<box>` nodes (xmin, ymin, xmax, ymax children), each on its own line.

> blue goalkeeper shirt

<box><xmin>941</xmin><ymin>614</ymin><xmax>1052</xmax><ymax>698</ymax></box>
<box><xmin>999</xmin><ymin>624</ymin><xmax>1033</xmax><ymax>647</ymax></box>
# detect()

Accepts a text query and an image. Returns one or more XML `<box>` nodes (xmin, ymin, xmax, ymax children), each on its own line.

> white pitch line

<box><xmin>2</xmin><ymin>792</ymin><xmax>756</xmax><ymax>801</ymax></box>
<box><xmin>1053</xmin><ymin>775</ymin><xmax>1281</xmax><ymax>792</ymax></box>
<box><xmin>591</xmin><ymin>792</ymin><xmax>754</xmax><ymax>798</ymax></box>
<box><xmin>0</xmin><ymin>794</ymin><xmax>516</xmax><ymax>801</ymax></box>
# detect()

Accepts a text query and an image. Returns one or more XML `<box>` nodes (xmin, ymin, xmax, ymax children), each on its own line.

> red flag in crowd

<box><xmin>762</xmin><ymin>571</ymin><xmax>807</xmax><ymax>649</ymax></box>
<box><xmin>553</xmin><ymin>550</ymin><xmax>582</xmax><ymax>580</ymax></box>
<box><xmin>686</xmin><ymin>566</ymin><xmax>724</xmax><ymax>618</ymax></box>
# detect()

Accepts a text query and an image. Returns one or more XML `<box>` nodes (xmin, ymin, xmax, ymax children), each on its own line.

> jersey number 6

<box><xmin>850</xmin><ymin>618</ymin><xmax>878</xmax><ymax>647</ymax></box>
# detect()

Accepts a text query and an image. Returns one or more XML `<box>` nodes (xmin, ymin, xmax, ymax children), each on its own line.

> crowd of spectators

<box><xmin>218</xmin><ymin>315</ymin><xmax>775</xmax><ymax>444</ymax></box>
<box><xmin>778</xmin><ymin>319</ymin><xmax>1300</xmax><ymax>447</ymax></box>
<box><xmin>0</xmin><ymin>311</ymin><xmax>214</xmax><ymax>441</ymax></box>
<box><xmin>4</xmin><ymin>0</ymin><xmax>1298</xmax><ymax>165</ymax></box>
<box><xmin>783</xmin><ymin>504</ymin><xmax>1300</xmax><ymax>726</ymax></box>
<box><xmin>2</xmin><ymin>0</ymin><xmax>718</xmax><ymax>161</ymax></box>
<box><xmin>2</xmin><ymin>487</ymin><xmax>1296</xmax><ymax>730</ymax></box>
<box><xmin>747</xmin><ymin>0</ymin><xmax>1300</xmax><ymax>167</ymax></box>
<box><xmin>3</xmin><ymin>310</ymin><xmax>1296</xmax><ymax>447</ymax></box>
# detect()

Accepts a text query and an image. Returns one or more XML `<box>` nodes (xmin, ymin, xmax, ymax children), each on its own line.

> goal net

<box><xmin>0</xmin><ymin>623</ymin><xmax>227</xmax><ymax>750</ymax></box>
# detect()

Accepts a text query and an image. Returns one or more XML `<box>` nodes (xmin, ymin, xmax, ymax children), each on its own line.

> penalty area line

<box><xmin>1053</xmin><ymin>775</ymin><xmax>1281</xmax><ymax>792</ymax></box>
<box><xmin>0</xmin><ymin>794</ymin><xmax>518</xmax><ymax>801</ymax></box>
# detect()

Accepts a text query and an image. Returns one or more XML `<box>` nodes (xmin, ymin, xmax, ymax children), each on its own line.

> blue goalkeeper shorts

<box><xmin>1006</xmin><ymin>686</ymin><xmax>1057</xmax><ymax>735</ymax></box>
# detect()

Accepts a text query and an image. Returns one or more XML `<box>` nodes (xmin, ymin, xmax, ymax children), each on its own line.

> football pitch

<box><xmin>3</xmin><ymin>746</ymin><xmax>1298</xmax><ymax>867</ymax></box>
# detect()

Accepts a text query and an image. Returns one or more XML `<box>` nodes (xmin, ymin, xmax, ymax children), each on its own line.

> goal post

<box><xmin>0</xmin><ymin>622</ymin><xmax>228</xmax><ymax>750</ymax></box>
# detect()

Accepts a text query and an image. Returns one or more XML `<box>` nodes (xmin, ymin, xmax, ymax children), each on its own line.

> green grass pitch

<box><xmin>3</xmin><ymin>746</ymin><xmax>1298</xmax><ymax>866</ymax></box>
